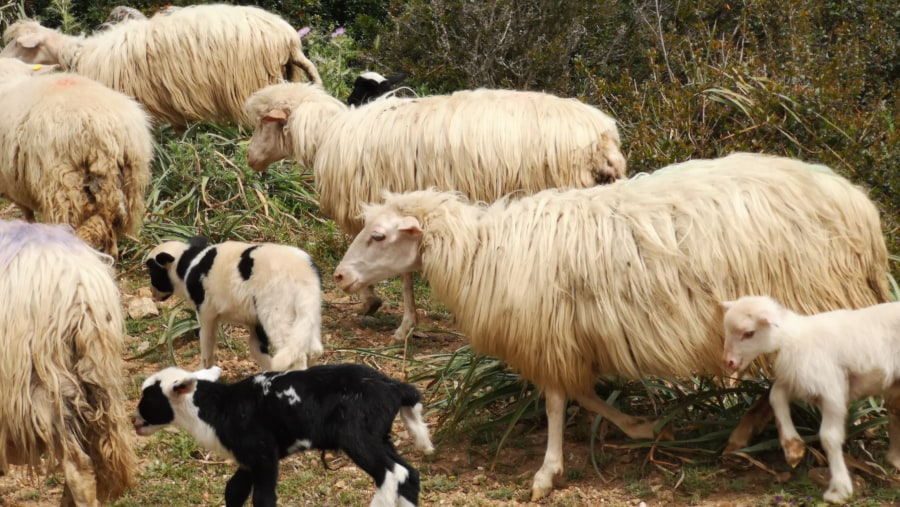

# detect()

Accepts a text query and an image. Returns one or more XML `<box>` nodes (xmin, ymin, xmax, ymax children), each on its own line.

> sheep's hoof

<box><xmin>783</xmin><ymin>438</ymin><xmax>805</xmax><ymax>467</ymax></box>
<box><xmin>360</xmin><ymin>298</ymin><xmax>382</xmax><ymax>316</ymax></box>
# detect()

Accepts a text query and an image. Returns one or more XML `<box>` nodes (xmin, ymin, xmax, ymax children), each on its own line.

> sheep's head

<box><xmin>721</xmin><ymin>295</ymin><xmax>785</xmax><ymax>373</ymax></box>
<box><xmin>0</xmin><ymin>21</ymin><xmax>65</xmax><ymax>65</ymax></box>
<box><xmin>245</xmin><ymin>107</ymin><xmax>291</xmax><ymax>172</ymax></box>
<box><xmin>0</xmin><ymin>58</ymin><xmax>58</xmax><ymax>80</ymax></box>
<box><xmin>133</xmin><ymin>366</ymin><xmax>222</xmax><ymax>436</ymax></box>
<box><xmin>144</xmin><ymin>237</ymin><xmax>208</xmax><ymax>300</ymax></box>
<box><xmin>334</xmin><ymin>204</ymin><xmax>424</xmax><ymax>294</ymax></box>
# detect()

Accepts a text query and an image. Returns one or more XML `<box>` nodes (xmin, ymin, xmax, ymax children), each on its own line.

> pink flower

<box><xmin>331</xmin><ymin>27</ymin><xmax>346</xmax><ymax>38</ymax></box>
<box><xmin>298</xmin><ymin>27</ymin><xmax>311</xmax><ymax>38</ymax></box>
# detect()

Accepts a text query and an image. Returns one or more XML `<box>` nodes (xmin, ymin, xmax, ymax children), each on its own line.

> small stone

<box><xmin>127</xmin><ymin>296</ymin><xmax>159</xmax><ymax>319</ymax></box>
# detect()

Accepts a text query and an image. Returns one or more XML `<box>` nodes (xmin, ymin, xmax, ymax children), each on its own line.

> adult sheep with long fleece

<box><xmin>0</xmin><ymin>220</ymin><xmax>137</xmax><ymax>506</ymax></box>
<box><xmin>245</xmin><ymin>83</ymin><xmax>627</xmax><ymax>340</ymax></box>
<box><xmin>1</xmin><ymin>4</ymin><xmax>322</xmax><ymax>127</ymax></box>
<box><xmin>0</xmin><ymin>57</ymin><xmax>152</xmax><ymax>257</ymax></box>
<box><xmin>333</xmin><ymin>153</ymin><xmax>892</xmax><ymax>500</ymax></box>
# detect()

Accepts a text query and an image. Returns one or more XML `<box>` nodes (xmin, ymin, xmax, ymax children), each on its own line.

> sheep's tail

<box><xmin>397</xmin><ymin>384</ymin><xmax>435</xmax><ymax>454</ymax></box>
<box><xmin>288</xmin><ymin>40</ymin><xmax>323</xmax><ymax>86</ymax></box>
<box><xmin>73</xmin><ymin>276</ymin><xmax>138</xmax><ymax>501</ymax></box>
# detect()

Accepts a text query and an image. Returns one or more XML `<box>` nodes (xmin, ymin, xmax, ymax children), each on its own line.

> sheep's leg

<box><xmin>819</xmin><ymin>398</ymin><xmax>853</xmax><ymax>503</ymax></box>
<box><xmin>60</xmin><ymin>447</ymin><xmax>99</xmax><ymax>507</ymax></box>
<box><xmin>247</xmin><ymin>324</ymin><xmax>274</xmax><ymax>371</ymax></box>
<box><xmin>392</xmin><ymin>272</ymin><xmax>418</xmax><ymax>342</ymax></box>
<box><xmin>361</xmin><ymin>284</ymin><xmax>383</xmax><ymax>316</ymax></box>
<box><xmin>223</xmin><ymin>467</ymin><xmax>254</xmax><ymax>507</ymax></box>
<box><xmin>769</xmin><ymin>382</ymin><xmax>805</xmax><ymax>467</ymax></box>
<box><xmin>339</xmin><ymin>438</ymin><xmax>395</xmax><ymax>507</ymax></box>
<box><xmin>884</xmin><ymin>388</ymin><xmax>900</xmax><ymax>469</ymax></box>
<box><xmin>724</xmin><ymin>392</ymin><xmax>773</xmax><ymax>453</ymax></box>
<box><xmin>532</xmin><ymin>388</ymin><xmax>566</xmax><ymax>501</ymax></box>
<box><xmin>250</xmin><ymin>463</ymin><xmax>279</xmax><ymax>507</ymax></box>
<box><xmin>574</xmin><ymin>391</ymin><xmax>662</xmax><ymax>440</ymax></box>
<box><xmin>386</xmin><ymin>445</ymin><xmax>420</xmax><ymax>507</ymax></box>
<box><xmin>198</xmin><ymin>315</ymin><xmax>220</xmax><ymax>369</ymax></box>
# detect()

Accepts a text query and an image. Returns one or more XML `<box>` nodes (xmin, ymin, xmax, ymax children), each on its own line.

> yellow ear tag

<box><xmin>32</xmin><ymin>65</ymin><xmax>42</xmax><ymax>70</ymax></box>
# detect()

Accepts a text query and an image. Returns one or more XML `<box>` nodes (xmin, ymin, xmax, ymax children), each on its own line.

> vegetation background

<box><xmin>0</xmin><ymin>0</ymin><xmax>899</xmax><ymax>505</ymax></box>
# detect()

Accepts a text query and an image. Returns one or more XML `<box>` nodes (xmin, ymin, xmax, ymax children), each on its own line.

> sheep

<box><xmin>722</xmin><ymin>296</ymin><xmax>900</xmax><ymax>503</ymax></box>
<box><xmin>347</xmin><ymin>71</ymin><xmax>409</xmax><ymax>106</ymax></box>
<box><xmin>0</xmin><ymin>220</ymin><xmax>137</xmax><ymax>506</ymax></box>
<box><xmin>145</xmin><ymin>236</ymin><xmax>324</xmax><ymax>372</ymax></box>
<box><xmin>332</xmin><ymin>153</ymin><xmax>892</xmax><ymax>500</ymax></box>
<box><xmin>133</xmin><ymin>363</ymin><xmax>435</xmax><ymax>507</ymax></box>
<box><xmin>97</xmin><ymin>6</ymin><xmax>146</xmax><ymax>30</ymax></box>
<box><xmin>244</xmin><ymin>82</ymin><xmax>627</xmax><ymax>340</ymax></box>
<box><xmin>1</xmin><ymin>4</ymin><xmax>323</xmax><ymax>128</ymax></box>
<box><xmin>0</xmin><ymin>57</ymin><xmax>152</xmax><ymax>257</ymax></box>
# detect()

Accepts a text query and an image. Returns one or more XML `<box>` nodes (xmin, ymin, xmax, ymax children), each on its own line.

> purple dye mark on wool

<box><xmin>0</xmin><ymin>220</ymin><xmax>103</xmax><ymax>271</ymax></box>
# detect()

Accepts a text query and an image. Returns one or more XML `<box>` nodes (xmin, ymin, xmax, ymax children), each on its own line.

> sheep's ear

<box><xmin>398</xmin><ymin>216</ymin><xmax>423</xmax><ymax>236</ymax></box>
<box><xmin>188</xmin><ymin>236</ymin><xmax>209</xmax><ymax>250</ymax></box>
<box><xmin>16</xmin><ymin>32</ymin><xmax>44</xmax><ymax>49</ymax></box>
<box><xmin>756</xmin><ymin>311</ymin><xmax>778</xmax><ymax>328</ymax></box>
<box><xmin>171</xmin><ymin>377</ymin><xmax>198</xmax><ymax>396</ymax></box>
<box><xmin>194</xmin><ymin>366</ymin><xmax>222</xmax><ymax>382</ymax></box>
<box><xmin>262</xmin><ymin>109</ymin><xmax>288</xmax><ymax>123</ymax></box>
<box><xmin>719</xmin><ymin>300</ymin><xmax>736</xmax><ymax>311</ymax></box>
<box><xmin>154</xmin><ymin>252</ymin><xmax>176</xmax><ymax>265</ymax></box>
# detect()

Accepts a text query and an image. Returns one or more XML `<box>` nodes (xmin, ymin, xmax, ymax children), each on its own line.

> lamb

<box><xmin>145</xmin><ymin>236</ymin><xmax>324</xmax><ymax>371</ymax></box>
<box><xmin>332</xmin><ymin>153</ymin><xmax>892</xmax><ymax>500</ymax></box>
<box><xmin>722</xmin><ymin>296</ymin><xmax>900</xmax><ymax>503</ymax></box>
<box><xmin>245</xmin><ymin>82</ymin><xmax>627</xmax><ymax>340</ymax></box>
<box><xmin>0</xmin><ymin>57</ymin><xmax>152</xmax><ymax>257</ymax></box>
<box><xmin>347</xmin><ymin>71</ymin><xmax>408</xmax><ymax>106</ymax></box>
<box><xmin>133</xmin><ymin>363</ymin><xmax>435</xmax><ymax>507</ymax></box>
<box><xmin>1</xmin><ymin>4</ymin><xmax>323</xmax><ymax>127</ymax></box>
<box><xmin>0</xmin><ymin>220</ymin><xmax>137</xmax><ymax>506</ymax></box>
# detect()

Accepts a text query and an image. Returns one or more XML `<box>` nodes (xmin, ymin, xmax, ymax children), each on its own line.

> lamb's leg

<box><xmin>724</xmin><ymin>392</ymin><xmax>774</xmax><ymax>453</ymax></box>
<box><xmin>60</xmin><ymin>448</ymin><xmax>99</xmax><ymax>507</ymax></box>
<box><xmin>361</xmin><ymin>284</ymin><xmax>382</xmax><ymax>316</ymax></box>
<box><xmin>223</xmin><ymin>467</ymin><xmax>254</xmax><ymax>507</ymax></box>
<box><xmin>386</xmin><ymin>445</ymin><xmax>420</xmax><ymax>507</ymax></box>
<box><xmin>340</xmin><ymin>439</ymin><xmax>395</xmax><ymax>507</ymax></box>
<box><xmin>198</xmin><ymin>315</ymin><xmax>220</xmax><ymax>369</ymax></box>
<box><xmin>247</xmin><ymin>324</ymin><xmax>274</xmax><ymax>371</ymax></box>
<box><xmin>819</xmin><ymin>398</ymin><xmax>853</xmax><ymax>503</ymax></box>
<box><xmin>769</xmin><ymin>382</ymin><xmax>805</xmax><ymax>467</ymax></box>
<box><xmin>532</xmin><ymin>387</ymin><xmax>566</xmax><ymax>501</ymax></box>
<box><xmin>885</xmin><ymin>388</ymin><xmax>900</xmax><ymax>469</ymax></box>
<box><xmin>392</xmin><ymin>272</ymin><xmax>418</xmax><ymax>342</ymax></box>
<box><xmin>574</xmin><ymin>391</ymin><xmax>661</xmax><ymax>440</ymax></box>
<box><xmin>250</xmin><ymin>463</ymin><xmax>279</xmax><ymax>507</ymax></box>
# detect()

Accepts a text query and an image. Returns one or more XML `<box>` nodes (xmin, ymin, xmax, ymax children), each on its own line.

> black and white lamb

<box><xmin>133</xmin><ymin>363</ymin><xmax>434</xmax><ymax>507</ymax></box>
<box><xmin>145</xmin><ymin>236</ymin><xmax>323</xmax><ymax>371</ymax></box>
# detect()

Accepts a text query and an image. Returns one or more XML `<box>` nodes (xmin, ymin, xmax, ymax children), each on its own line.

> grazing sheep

<box><xmin>133</xmin><ymin>363</ymin><xmax>434</xmax><ymax>507</ymax></box>
<box><xmin>0</xmin><ymin>57</ymin><xmax>152</xmax><ymax>257</ymax></box>
<box><xmin>97</xmin><ymin>5</ymin><xmax>146</xmax><ymax>30</ymax></box>
<box><xmin>1</xmin><ymin>4</ymin><xmax>323</xmax><ymax>127</ymax></box>
<box><xmin>347</xmin><ymin>71</ymin><xmax>408</xmax><ymax>106</ymax></box>
<box><xmin>723</xmin><ymin>296</ymin><xmax>900</xmax><ymax>503</ymax></box>
<box><xmin>332</xmin><ymin>153</ymin><xmax>891</xmax><ymax>500</ymax></box>
<box><xmin>245</xmin><ymin>83</ymin><xmax>627</xmax><ymax>340</ymax></box>
<box><xmin>145</xmin><ymin>237</ymin><xmax>324</xmax><ymax>371</ymax></box>
<box><xmin>0</xmin><ymin>220</ymin><xmax>136</xmax><ymax>506</ymax></box>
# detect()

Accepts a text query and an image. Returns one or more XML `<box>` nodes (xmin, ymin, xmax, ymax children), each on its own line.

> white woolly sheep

<box><xmin>347</xmin><ymin>71</ymin><xmax>409</xmax><ymax>106</ymax></box>
<box><xmin>245</xmin><ymin>82</ymin><xmax>627</xmax><ymax>340</ymax></box>
<box><xmin>133</xmin><ymin>363</ymin><xmax>434</xmax><ymax>507</ymax></box>
<box><xmin>723</xmin><ymin>296</ymin><xmax>900</xmax><ymax>503</ymax></box>
<box><xmin>0</xmin><ymin>220</ymin><xmax>137</xmax><ymax>506</ymax></box>
<box><xmin>145</xmin><ymin>236</ymin><xmax>324</xmax><ymax>371</ymax></box>
<box><xmin>1</xmin><ymin>4</ymin><xmax>323</xmax><ymax>127</ymax></box>
<box><xmin>333</xmin><ymin>153</ymin><xmax>891</xmax><ymax>500</ymax></box>
<box><xmin>0</xmin><ymin>57</ymin><xmax>152</xmax><ymax>257</ymax></box>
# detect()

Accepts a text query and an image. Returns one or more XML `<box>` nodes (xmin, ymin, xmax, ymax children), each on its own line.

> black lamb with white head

<box><xmin>347</xmin><ymin>71</ymin><xmax>407</xmax><ymax>106</ymax></box>
<box><xmin>133</xmin><ymin>363</ymin><xmax>434</xmax><ymax>507</ymax></box>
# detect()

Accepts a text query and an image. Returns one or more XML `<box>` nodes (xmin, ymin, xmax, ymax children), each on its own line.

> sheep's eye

<box><xmin>371</xmin><ymin>232</ymin><xmax>386</xmax><ymax>242</ymax></box>
<box><xmin>741</xmin><ymin>330</ymin><xmax>755</xmax><ymax>340</ymax></box>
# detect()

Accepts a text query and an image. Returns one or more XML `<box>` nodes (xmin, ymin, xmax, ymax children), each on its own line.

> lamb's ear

<box><xmin>170</xmin><ymin>377</ymin><xmax>198</xmax><ymax>396</ymax></box>
<box><xmin>719</xmin><ymin>300</ymin><xmax>736</xmax><ymax>311</ymax></box>
<box><xmin>16</xmin><ymin>32</ymin><xmax>44</xmax><ymax>49</ymax></box>
<box><xmin>188</xmin><ymin>236</ymin><xmax>209</xmax><ymax>250</ymax></box>
<box><xmin>262</xmin><ymin>109</ymin><xmax>288</xmax><ymax>123</ymax></box>
<box><xmin>398</xmin><ymin>216</ymin><xmax>423</xmax><ymax>236</ymax></box>
<box><xmin>194</xmin><ymin>366</ymin><xmax>222</xmax><ymax>382</ymax></box>
<box><xmin>756</xmin><ymin>311</ymin><xmax>779</xmax><ymax>328</ymax></box>
<box><xmin>154</xmin><ymin>252</ymin><xmax>176</xmax><ymax>265</ymax></box>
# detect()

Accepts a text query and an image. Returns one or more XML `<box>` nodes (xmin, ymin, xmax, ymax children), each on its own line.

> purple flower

<box><xmin>331</xmin><ymin>27</ymin><xmax>346</xmax><ymax>38</ymax></box>
<box><xmin>298</xmin><ymin>27</ymin><xmax>311</xmax><ymax>38</ymax></box>
<box><xmin>774</xmin><ymin>496</ymin><xmax>783</xmax><ymax>504</ymax></box>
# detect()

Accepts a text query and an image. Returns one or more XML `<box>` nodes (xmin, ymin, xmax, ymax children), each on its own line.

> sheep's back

<box><xmin>425</xmin><ymin>153</ymin><xmax>889</xmax><ymax>393</ymax></box>
<box><xmin>314</xmin><ymin>89</ymin><xmax>625</xmax><ymax>234</ymax></box>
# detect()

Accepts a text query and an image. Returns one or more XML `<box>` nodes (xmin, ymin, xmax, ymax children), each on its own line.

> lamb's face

<box><xmin>721</xmin><ymin>296</ymin><xmax>782</xmax><ymax>372</ymax></box>
<box><xmin>133</xmin><ymin>366</ymin><xmax>221</xmax><ymax>436</ymax></box>
<box><xmin>144</xmin><ymin>241</ymin><xmax>188</xmax><ymax>300</ymax></box>
<box><xmin>334</xmin><ymin>208</ymin><xmax>423</xmax><ymax>293</ymax></box>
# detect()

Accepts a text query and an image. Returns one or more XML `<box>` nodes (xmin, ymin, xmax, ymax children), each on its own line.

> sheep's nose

<box><xmin>725</xmin><ymin>358</ymin><xmax>738</xmax><ymax>371</ymax></box>
<box><xmin>333</xmin><ymin>271</ymin><xmax>343</xmax><ymax>283</ymax></box>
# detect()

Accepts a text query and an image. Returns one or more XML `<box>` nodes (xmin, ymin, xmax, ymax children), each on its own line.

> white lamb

<box><xmin>1</xmin><ymin>4</ymin><xmax>322</xmax><ymax>127</ymax></box>
<box><xmin>722</xmin><ymin>295</ymin><xmax>900</xmax><ymax>504</ymax></box>
<box><xmin>0</xmin><ymin>57</ymin><xmax>152</xmax><ymax>257</ymax></box>
<box><xmin>245</xmin><ymin>82</ymin><xmax>627</xmax><ymax>340</ymax></box>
